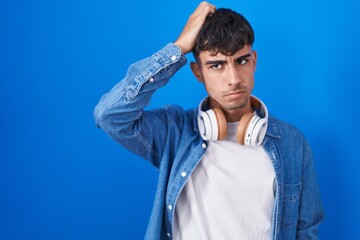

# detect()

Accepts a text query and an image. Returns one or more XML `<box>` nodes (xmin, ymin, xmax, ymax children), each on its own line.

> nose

<box><xmin>226</xmin><ymin>64</ymin><xmax>242</xmax><ymax>86</ymax></box>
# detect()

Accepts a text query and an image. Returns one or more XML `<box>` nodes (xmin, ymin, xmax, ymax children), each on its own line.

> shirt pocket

<box><xmin>282</xmin><ymin>183</ymin><xmax>302</xmax><ymax>227</ymax></box>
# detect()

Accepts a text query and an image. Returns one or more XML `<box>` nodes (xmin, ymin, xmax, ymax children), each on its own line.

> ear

<box><xmin>190</xmin><ymin>61</ymin><xmax>203</xmax><ymax>83</ymax></box>
<box><xmin>252</xmin><ymin>50</ymin><xmax>258</xmax><ymax>70</ymax></box>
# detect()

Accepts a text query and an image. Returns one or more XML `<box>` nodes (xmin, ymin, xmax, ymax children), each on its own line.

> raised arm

<box><xmin>93</xmin><ymin>2</ymin><xmax>216</xmax><ymax>167</ymax></box>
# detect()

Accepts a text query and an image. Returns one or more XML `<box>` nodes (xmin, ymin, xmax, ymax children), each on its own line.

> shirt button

<box><xmin>149</xmin><ymin>77</ymin><xmax>154</xmax><ymax>82</ymax></box>
<box><xmin>167</xmin><ymin>232</ymin><xmax>171</xmax><ymax>237</ymax></box>
<box><xmin>168</xmin><ymin>204</ymin><xmax>173</xmax><ymax>210</ymax></box>
<box><xmin>202</xmin><ymin>143</ymin><xmax>207</xmax><ymax>148</ymax></box>
<box><xmin>181</xmin><ymin>171</ymin><xmax>187</xmax><ymax>177</ymax></box>
<box><xmin>170</xmin><ymin>55</ymin><xmax>177</xmax><ymax>61</ymax></box>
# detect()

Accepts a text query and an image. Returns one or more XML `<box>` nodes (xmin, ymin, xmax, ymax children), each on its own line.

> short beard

<box><xmin>222</xmin><ymin>97</ymin><xmax>249</xmax><ymax>110</ymax></box>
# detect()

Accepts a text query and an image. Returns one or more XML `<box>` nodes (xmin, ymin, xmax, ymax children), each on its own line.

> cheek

<box><xmin>250</xmin><ymin>75</ymin><xmax>255</xmax><ymax>90</ymax></box>
<box><xmin>243</xmin><ymin>68</ymin><xmax>255</xmax><ymax>89</ymax></box>
<box><xmin>202</xmin><ymin>79</ymin><xmax>223</xmax><ymax>99</ymax></box>
<box><xmin>204</xmin><ymin>75</ymin><xmax>223</xmax><ymax>88</ymax></box>
<box><xmin>203</xmin><ymin>81</ymin><xmax>216</xmax><ymax>95</ymax></box>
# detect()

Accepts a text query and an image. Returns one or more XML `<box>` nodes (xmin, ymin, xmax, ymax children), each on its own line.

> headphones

<box><xmin>197</xmin><ymin>95</ymin><xmax>268</xmax><ymax>147</ymax></box>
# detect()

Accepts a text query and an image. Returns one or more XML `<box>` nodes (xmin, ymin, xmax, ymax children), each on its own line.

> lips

<box><xmin>227</xmin><ymin>91</ymin><xmax>242</xmax><ymax>96</ymax></box>
<box><xmin>224</xmin><ymin>89</ymin><xmax>247</xmax><ymax>97</ymax></box>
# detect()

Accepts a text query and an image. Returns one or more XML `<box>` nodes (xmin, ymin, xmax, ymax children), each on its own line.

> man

<box><xmin>94</xmin><ymin>2</ymin><xmax>324</xmax><ymax>239</ymax></box>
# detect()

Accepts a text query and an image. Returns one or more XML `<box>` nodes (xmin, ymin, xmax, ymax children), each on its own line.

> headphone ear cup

<box><xmin>236</xmin><ymin>112</ymin><xmax>254</xmax><ymax>145</ymax></box>
<box><xmin>198</xmin><ymin>111</ymin><xmax>213</xmax><ymax>141</ymax></box>
<box><xmin>212</xmin><ymin>107</ymin><xmax>228</xmax><ymax>140</ymax></box>
<box><xmin>250</xmin><ymin>118</ymin><xmax>267</xmax><ymax>146</ymax></box>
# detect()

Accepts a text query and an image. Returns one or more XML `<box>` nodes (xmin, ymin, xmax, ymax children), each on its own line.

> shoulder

<box><xmin>152</xmin><ymin>104</ymin><xmax>195</xmax><ymax>118</ymax></box>
<box><xmin>268</xmin><ymin>114</ymin><xmax>314</xmax><ymax>162</ymax></box>
<box><xmin>151</xmin><ymin>104</ymin><xmax>197</xmax><ymax>129</ymax></box>
<box><xmin>267</xmin><ymin>115</ymin><xmax>312</xmax><ymax>162</ymax></box>
<box><xmin>267</xmin><ymin>115</ymin><xmax>306</xmax><ymax>142</ymax></box>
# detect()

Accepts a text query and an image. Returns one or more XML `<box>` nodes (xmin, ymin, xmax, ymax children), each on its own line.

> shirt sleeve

<box><xmin>93</xmin><ymin>43</ymin><xmax>187</xmax><ymax>167</ymax></box>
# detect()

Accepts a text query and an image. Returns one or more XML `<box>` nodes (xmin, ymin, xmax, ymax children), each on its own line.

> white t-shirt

<box><xmin>173</xmin><ymin>122</ymin><xmax>275</xmax><ymax>240</ymax></box>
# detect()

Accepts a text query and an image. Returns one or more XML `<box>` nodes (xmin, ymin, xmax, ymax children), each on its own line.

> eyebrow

<box><xmin>204</xmin><ymin>53</ymin><xmax>252</xmax><ymax>65</ymax></box>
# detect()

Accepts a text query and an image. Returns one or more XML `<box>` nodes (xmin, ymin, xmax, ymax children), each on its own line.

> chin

<box><xmin>223</xmin><ymin>105</ymin><xmax>245</xmax><ymax>111</ymax></box>
<box><xmin>223</xmin><ymin>99</ymin><xmax>248</xmax><ymax>110</ymax></box>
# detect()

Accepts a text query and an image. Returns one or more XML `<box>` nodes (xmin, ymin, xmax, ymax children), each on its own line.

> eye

<box><xmin>237</xmin><ymin>58</ymin><xmax>248</xmax><ymax>65</ymax></box>
<box><xmin>211</xmin><ymin>63</ymin><xmax>222</xmax><ymax>70</ymax></box>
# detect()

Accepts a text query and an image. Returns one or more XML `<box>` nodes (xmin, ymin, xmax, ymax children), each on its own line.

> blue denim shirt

<box><xmin>94</xmin><ymin>43</ymin><xmax>324</xmax><ymax>240</ymax></box>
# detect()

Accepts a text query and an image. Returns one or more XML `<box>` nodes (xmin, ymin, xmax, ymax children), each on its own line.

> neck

<box><xmin>208</xmin><ymin>97</ymin><xmax>253</xmax><ymax>122</ymax></box>
<box><xmin>223</xmin><ymin>105</ymin><xmax>253</xmax><ymax>122</ymax></box>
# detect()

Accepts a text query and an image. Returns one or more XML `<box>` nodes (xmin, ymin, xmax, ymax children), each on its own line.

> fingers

<box><xmin>197</xmin><ymin>1</ymin><xmax>216</xmax><ymax>12</ymax></box>
<box><xmin>191</xmin><ymin>2</ymin><xmax>216</xmax><ymax>20</ymax></box>
<box><xmin>174</xmin><ymin>2</ymin><xmax>216</xmax><ymax>55</ymax></box>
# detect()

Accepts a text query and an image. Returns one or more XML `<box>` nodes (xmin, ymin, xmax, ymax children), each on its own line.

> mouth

<box><xmin>224</xmin><ymin>90</ymin><xmax>247</xmax><ymax>97</ymax></box>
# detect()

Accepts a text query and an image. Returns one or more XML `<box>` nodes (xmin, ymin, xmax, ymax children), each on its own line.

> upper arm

<box><xmin>105</xmin><ymin>105</ymin><xmax>186</xmax><ymax>168</ymax></box>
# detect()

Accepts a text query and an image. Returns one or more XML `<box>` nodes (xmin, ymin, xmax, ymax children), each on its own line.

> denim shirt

<box><xmin>94</xmin><ymin>43</ymin><xmax>324</xmax><ymax>240</ymax></box>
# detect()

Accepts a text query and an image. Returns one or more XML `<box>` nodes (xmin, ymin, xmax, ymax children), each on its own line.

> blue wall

<box><xmin>1</xmin><ymin>0</ymin><xmax>359</xmax><ymax>239</ymax></box>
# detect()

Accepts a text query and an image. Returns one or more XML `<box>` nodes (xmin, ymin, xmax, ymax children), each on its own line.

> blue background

<box><xmin>1</xmin><ymin>0</ymin><xmax>359</xmax><ymax>239</ymax></box>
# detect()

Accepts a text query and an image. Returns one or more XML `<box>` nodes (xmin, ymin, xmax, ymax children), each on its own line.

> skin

<box><xmin>191</xmin><ymin>47</ymin><xmax>257</xmax><ymax>122</ymax></box>
<box><xmin>175</xmin><ymin>2</ymin><xmax>257</xmax><ymax>122</ymax></box>
<box><xmin>174</xmin><ymin>2</ymin><xmax>216</xmax><ymax>55</ymax></box>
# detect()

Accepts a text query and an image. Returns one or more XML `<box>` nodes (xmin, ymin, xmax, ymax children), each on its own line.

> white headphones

<box><xmin>197</xmin><ymin>95</ymin><xmax>268</xmax><ymax>147</ymax></box>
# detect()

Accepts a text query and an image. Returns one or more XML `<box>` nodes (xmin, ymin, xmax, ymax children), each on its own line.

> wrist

<box><xmin>174</xmin><ymin>41</ymin><xmax>188</xmax><ymax>55</ymax></box>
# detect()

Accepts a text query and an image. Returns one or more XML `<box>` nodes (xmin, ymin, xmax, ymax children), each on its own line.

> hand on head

<box><xmin>174</xmin><ymin>2</ymin><xmax>216</xmax><ymax>55</ymax></box>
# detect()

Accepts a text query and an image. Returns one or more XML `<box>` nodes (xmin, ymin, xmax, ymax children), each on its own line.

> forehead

<box><xmin>198</xmin><ymin>44</ymin><xmax>252</xmax><ymax>61</ymax></box>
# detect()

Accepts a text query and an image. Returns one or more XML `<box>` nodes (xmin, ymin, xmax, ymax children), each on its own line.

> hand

<box><xmin>174</xmin><ymin>1</ymin><xmax>216</xmax><ymax>55</ymax></box>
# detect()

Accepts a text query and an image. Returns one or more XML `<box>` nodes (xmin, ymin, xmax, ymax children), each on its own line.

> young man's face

<box><xmin>191</xmin><ymin>44</ymin><xmax>257</xmax><ymax>118</ymax></box>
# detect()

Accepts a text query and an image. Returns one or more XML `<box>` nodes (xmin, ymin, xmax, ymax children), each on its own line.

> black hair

<box><xmin>193</xmin><ymin>8</ymin><xmax>254</xmax><ymax>60</ymax></box>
